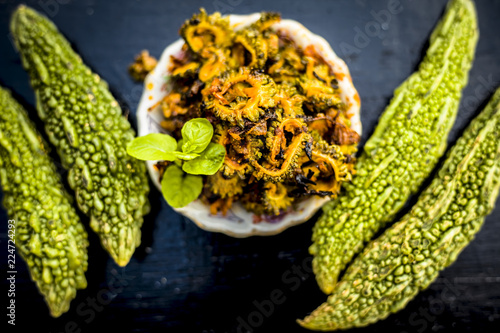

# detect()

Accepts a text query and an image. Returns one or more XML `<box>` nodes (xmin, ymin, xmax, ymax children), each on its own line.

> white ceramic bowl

<box><xmin>136</xmin><ymin>13</ymin><xmax>361</xmax><ymax>237</ymax></box>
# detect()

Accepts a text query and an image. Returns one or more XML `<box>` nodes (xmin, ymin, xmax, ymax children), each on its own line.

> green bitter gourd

<box><xmin>10</xmin><ymin>6</ymin><xmax>150</xmax><ymax>266</ymax></box>
<box><xmin>0</xmin><ymin>87</ymin><xmax>88</xmax><ymax>317</ymax></box>
<box><xmin>299</xmin><ymin>87</ymin><xmax>500</xmax><ymax>330</ymax></box>
<box><xmin>310</xmin><ymin>0</ymin><xmax>478</xmax><ymax>293</ymax></box>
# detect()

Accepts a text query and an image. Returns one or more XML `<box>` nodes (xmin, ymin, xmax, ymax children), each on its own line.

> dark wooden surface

<box><xmin>1</xmin><ymin>0</ymin><xmax>500</xmax><ymax>332</ymax></box>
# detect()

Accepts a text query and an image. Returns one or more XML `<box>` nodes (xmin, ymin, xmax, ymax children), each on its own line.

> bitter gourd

<box><xmin>0</xmin><ymin>87</ymin><xmax>88</xmax><ymax>317</ymax></box>
<box><xmin>10</xmin><ymin>6</ymin><xmax>150</xmax><ymax>266</ymax></box>
<box><xmin>299</xmin><ymin>87</ymin><xmax>500</xmax><ymax>330</ymax></box>
<box><xmin>310</xmin><ymin>0</ymin><xmax>478</xmax><ymax>293</ymax></box>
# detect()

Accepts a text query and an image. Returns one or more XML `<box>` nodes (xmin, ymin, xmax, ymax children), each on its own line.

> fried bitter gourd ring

<box><xmin>273</xmin><ymin>84</ymin><xmax>305</xmax><ymax>118</ymax></box>
<box><xmin>172</xmin><ymin>62</ymin><xmax>200</xmax><ymax>79</ymax></box>
<box><xmin>253</xmin><ymin>118</ymin><xmax>310</xmax><ymax>182</ymax></box>
<box><xmin>266</xmin><ymin>120</ymin><xmax>285</xmax><ymax>166</ymax></box>
<box><xmin>304</xmin><ymin>151</ymin><xmax>345</xmax><ymax>194</ymax></box>
<box><xmin>268</xmin><ymin>42</ymin><xmax>304</xmax><ymax>83</ymax></box>
<box><xmin>207</xmin><ymin>171</ymin><xmax>244</xmax><ymax>198</ymax></box>
<box><xmin>231</xmin><ymin>12</ymin><xmax>281</xmax><ymax>68</ymax></box>
<box><xmin>179</xmin><ymin>8</ymin><xmax>232</xmax><ymax>54</ymax></box>
<box><xmin>203</xmin><ymin>67</ymin><xmax>277</xmax><ymax>127</ymax></box>
<box><xmin>300</xmin><ymin>131</ymin><xmax>352</xmax><ymax>194</ymax></box>
<box><xmin>252</xmin><ymin>12</ymin><xmax>281</xmax><ymax>32</ymax></box>
<box><xmin>299</xmin><ymin>48</ymin><xmax>344</xmax><ymax>112</ymax></box>
<box><xmin>199</xmin><ymin>47</ymin><xmax>228</xmax><ymax>82</ymax></box>
<box><xmin>232</xmin><ymin>29</ymin><xmax>269</xmax><ymax>68</ymax></box>
<box><xmin>263</xmin><ymin>182</ymin><xmax>294</xmax><ymax>215</ymax></box>
<box><xmin>266</xmin><ymin>118</ymin><xmax>307</xmax><ymax>164</ymax></box>
<box><xmin>214</xmin><ymin>126</ymin><xmax>252</xmax><ymax>178</ymax></box>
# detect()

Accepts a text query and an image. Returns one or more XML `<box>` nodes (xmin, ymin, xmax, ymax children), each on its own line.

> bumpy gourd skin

<box><xmin>299</xmin><ymin>86</ymin><xmax>500</xmax><ymax>331</ymax></box>
<box><xmin>10</xmin><ymin>6</ymin><xmax>150</xmax><ymax>267</ymax></box>
<box><xmin>0</xmin><ymin>87</ymin><xmax>88</xmax><ymax>317</ymax></box>
<box><xmin>310</xmin><ymin>0</ymin><xmax>478</xmax><ymax>294</ymax></box>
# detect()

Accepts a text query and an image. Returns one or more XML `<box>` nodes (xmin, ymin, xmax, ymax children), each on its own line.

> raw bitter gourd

<box><xmin>10</xmin><ymin>6</ymin><xmax>150</xmax><ymax>266</ymax></box>
<box><xmin>310</xmin><ymin>0</ymin><xmax>478</xmax><ymax>293</ymax></box>
<box><xmin>299</xmin><ymin>87</ymin><xmax>500</xmax><ymax>330</ymax></box>
<box><xmin>0</xmin><ymin>87</ymin><xmax>88</xmax><ymax>317</ymax></box>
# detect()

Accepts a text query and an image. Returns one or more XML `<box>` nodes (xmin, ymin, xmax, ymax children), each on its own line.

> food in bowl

<box><xmin>139</xmin><ymin>9</ymin><xmax>361</xmax><ymax>219</ymax></box>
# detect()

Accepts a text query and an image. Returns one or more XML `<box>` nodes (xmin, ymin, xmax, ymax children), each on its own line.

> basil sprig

<box><xmin>127</xmin><ymin>118</ymin><xmax>225</xmax><ymax>208</ymax></box>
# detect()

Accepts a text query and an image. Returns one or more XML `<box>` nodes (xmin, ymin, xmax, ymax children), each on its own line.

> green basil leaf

<box><xmin>126</xmin><ymin>133</ymin><xmax>177</xmax><ymax>161</ymax></box>
<box><xmin>181</xmin><ymin>118</ymin><xmax>213</xmax><ymax>154</ymax></box>
<box><xmin>161</xmin><ymin>165</ymin><xmax>203</xmax><ymax>208</ymax></box>
<box><xmin>172</xmin><ymin>139</ymin><xmax>199</xmax><ymax>160</ymax></box>
<box><xmin>177</xmin><ymin>138</ymin><xmax>184</xmax><ymax>151</ymax></box>
<box><xmin>182</xmin><ymin>143</ymin><xmax>226</xmax><ymax>175</ymax></box>
<box><xmin>172</xmin><ymin>151</ymin><xmax>199</xmax><ymax>161</ymax></box>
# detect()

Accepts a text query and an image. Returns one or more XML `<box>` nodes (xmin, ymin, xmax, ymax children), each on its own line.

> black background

<box><xmin>1</xmin><ymin>0</ymin><xmax>500</xmax><ymax>332</ymax></box>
